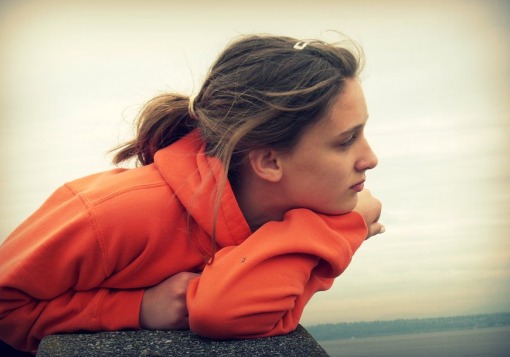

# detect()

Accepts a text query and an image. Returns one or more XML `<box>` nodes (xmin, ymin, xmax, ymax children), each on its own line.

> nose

<box><xmin>355</xmin><ymin>138</ymin><xmax>378</xmax><ymax>172</ymax></box>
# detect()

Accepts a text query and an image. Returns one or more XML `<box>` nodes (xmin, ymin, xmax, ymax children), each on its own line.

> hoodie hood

<box><xmin>154</xmin><ymin>129</ymin><xmax>251</xmax><ymax>249</ymax></box>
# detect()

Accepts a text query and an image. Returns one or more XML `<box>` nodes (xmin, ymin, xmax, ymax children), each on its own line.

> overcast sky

<box><xmin>1</xmin><ymin>0</ymin><xmax>509</xmax><ymax>326</ymax></box>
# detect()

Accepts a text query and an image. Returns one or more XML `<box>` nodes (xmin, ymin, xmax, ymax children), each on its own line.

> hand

<box><xmin>353</xmin><ymin>189</ymin><xmax>384</xmax><ymax>239</ymax></box>
<box><xmin>140</xmin><ymin>271</ymin><xmax>200</xmax><ymax>330</ymax></box>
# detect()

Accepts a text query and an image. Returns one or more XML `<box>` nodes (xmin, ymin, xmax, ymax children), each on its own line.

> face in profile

<box><xmin>277</xmin><ymin>79</ymin><xmax>378</xmax><ymax>215</ymax></box>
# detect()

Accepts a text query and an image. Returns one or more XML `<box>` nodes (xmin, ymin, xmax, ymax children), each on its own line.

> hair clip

<box><xmin>188</xmin><ymin>95</ymin><xmax>197</xmax><ymax>119</ymax></box>
<box><xmin>293</xmin><ymin>41</ymin><xmax>310</xmax><ymax>50</ymax></box>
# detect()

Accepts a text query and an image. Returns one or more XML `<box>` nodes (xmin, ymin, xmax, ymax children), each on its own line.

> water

<box><xmin>319</xmin><ymin>326</ymin><xmax>510</xmax><ymax>357</ymax></box>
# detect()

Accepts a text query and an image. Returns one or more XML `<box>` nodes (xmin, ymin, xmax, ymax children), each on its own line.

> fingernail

<box><xmin>379</xmin><ymin>226</ymin><xmax>386</xmax><ymax>234</ymax></box>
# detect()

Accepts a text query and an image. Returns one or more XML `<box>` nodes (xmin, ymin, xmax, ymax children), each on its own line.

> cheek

<box><xmin>322</xmin><ymin>161</ymin><xmax>351</xmax><ymax>185</ymax></box>
<box><xmin>286</xmin><ymin>150</ymin><xmax>351</xmax><ymax>191</ymax></box>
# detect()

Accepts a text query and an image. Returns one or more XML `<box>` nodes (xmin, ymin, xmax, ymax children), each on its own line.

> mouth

<box><xmin>350</xmin><ymin>179</ymin><xmax>365</xmax><ymax>192</ymax></box>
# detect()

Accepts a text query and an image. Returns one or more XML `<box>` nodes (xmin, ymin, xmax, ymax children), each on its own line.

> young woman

<box><xmin>0</xmin><ymin>34</ymin><xmax>384</xmax><ymax>353</ymax></box>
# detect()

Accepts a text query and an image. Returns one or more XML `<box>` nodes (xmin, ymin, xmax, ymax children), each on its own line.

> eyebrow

<box><xmin>336</xmin><ymin>124</ymin><xmax>365</xmax><ymax>139</ymax></box>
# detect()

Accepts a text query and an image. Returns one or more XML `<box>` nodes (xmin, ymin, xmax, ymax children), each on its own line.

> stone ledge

<box><xmin>36</xmin><ymin>325</ymin><xmax>329</xmax><ymax>357</ymax></box>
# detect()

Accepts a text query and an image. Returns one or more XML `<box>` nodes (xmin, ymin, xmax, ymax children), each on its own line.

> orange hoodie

<box><xmin>0</xmin><ymin>130</ymin><xmax>367</xmax><ymax>353</ymax></box>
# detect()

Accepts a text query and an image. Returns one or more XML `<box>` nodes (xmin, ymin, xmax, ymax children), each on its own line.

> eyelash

<box><xmin>340</xmin><ymin>134</ymin><xmax>358</xmax><ymax>147</ymax></box>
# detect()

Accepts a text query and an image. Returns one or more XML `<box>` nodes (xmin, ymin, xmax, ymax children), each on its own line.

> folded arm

<box><xmin>187</xmin><ymin>208</ymin><xmax>367</xmax><ymax>338</ymax></box>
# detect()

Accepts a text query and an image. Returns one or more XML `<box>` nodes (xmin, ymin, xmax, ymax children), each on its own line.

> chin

<box><xmin>316</xmin><ymin>204</ymin><xmax>356</xmax><ymax>216</ymax></box>
<box><xmin>329</xmin><ymin>198</ymin><xmax>358</xmax><ymax>215</ymax></box>
<box><xmin>301</xmin><ymin>196</ymin><xmax>358</xmax><ymax>216</ymax></box>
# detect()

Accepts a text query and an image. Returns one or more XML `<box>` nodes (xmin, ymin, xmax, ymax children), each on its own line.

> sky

<box><xmin>1</xmin><ymin>0</ymin><xmax>509</xmax><ymax>326</ymax></box>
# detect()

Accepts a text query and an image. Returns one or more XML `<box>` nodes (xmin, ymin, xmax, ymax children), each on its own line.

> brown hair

<box><xmin>112</xmin><ymin>34</ymin><xmax>363</xmax><ymax>256</ymax></box>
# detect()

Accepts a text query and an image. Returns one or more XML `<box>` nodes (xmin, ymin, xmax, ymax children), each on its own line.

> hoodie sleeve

<box><xmin>187</xmin><ymin>208</ymin><xmax>367</xmax><ymax>339</ymax></box>
<box><xmin>0</xmin><ymin>184</ymin><xmax>144</xmax><ymax>353</ymax></box>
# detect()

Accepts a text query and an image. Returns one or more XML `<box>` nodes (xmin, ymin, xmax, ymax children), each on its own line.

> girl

<box><xmin>0</xmin><ymin>34</ymin><xmax>384</xmax><ymax>353</ymax></box>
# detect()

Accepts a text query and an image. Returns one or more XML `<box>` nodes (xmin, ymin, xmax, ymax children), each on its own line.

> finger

<box><xmin>366</xmin><ymin>223</ymin><xmax>385</xmax><ymax>239</ymax></box>
<box><xmin>372</xmin><ymin>223</ymin><xmax>385</xmax><ymax>236</ymax></box>
<box><xmin>175</xmin><ymin>316</ymin><xmax>190</xmax><ymax>330</ymax></box>
<box><xmin>178</xmin><ymin>272</ymin><xmax>201</xmax><ymax>282</ymax></box>
<box><xmin>169</xmin><ymin>313</ymin><xmax>190</xmax><ymax>330</ymax></box>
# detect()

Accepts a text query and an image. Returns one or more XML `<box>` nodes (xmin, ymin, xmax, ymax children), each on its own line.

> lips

<box><xmin>350</xmin><ymin>180</ymin><xmax>365</xmax><ymax>192</ymax></box>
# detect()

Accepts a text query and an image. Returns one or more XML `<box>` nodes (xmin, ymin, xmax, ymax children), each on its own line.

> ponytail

<box><xmin>112</xmin><ymin>94</ymin><xmax>195</xmax><ymax>166</ymax></box>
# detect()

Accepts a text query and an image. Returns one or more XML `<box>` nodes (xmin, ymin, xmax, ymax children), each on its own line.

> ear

<box><xmin>247</xmin><ymin>148</ymin><xmax>283</xmax><ymax>183</ymax></box>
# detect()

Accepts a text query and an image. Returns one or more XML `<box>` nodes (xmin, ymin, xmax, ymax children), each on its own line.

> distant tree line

<box><xmin>306</xmin><ymin>312</ymin><xmax>510</xmax><ymax>341</ymax></box>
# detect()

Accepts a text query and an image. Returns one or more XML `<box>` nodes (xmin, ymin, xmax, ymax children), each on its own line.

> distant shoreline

<box><xmin>306</xmin><ymin>312</ymin><xmax>510</xmax><ymax>341</ymax></box>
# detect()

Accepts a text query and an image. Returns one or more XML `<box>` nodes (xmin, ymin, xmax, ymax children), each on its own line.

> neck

<box><xmin>232</xmin><ymin>172</ymin><xmax>285</xmax><ymax>232</ymax></box>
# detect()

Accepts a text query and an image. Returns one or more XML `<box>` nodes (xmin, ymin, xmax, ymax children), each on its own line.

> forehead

<box><xmin>315</xmin><ymin>79</ymin><xmax>368</xmax><ymax>133</ymax></box>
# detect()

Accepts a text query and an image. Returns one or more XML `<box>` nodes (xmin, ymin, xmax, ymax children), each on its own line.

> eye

<box><xmin>339</xmin><ymin>133</ymin><xmax>358</xmax><ymax>147</ymax></box>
